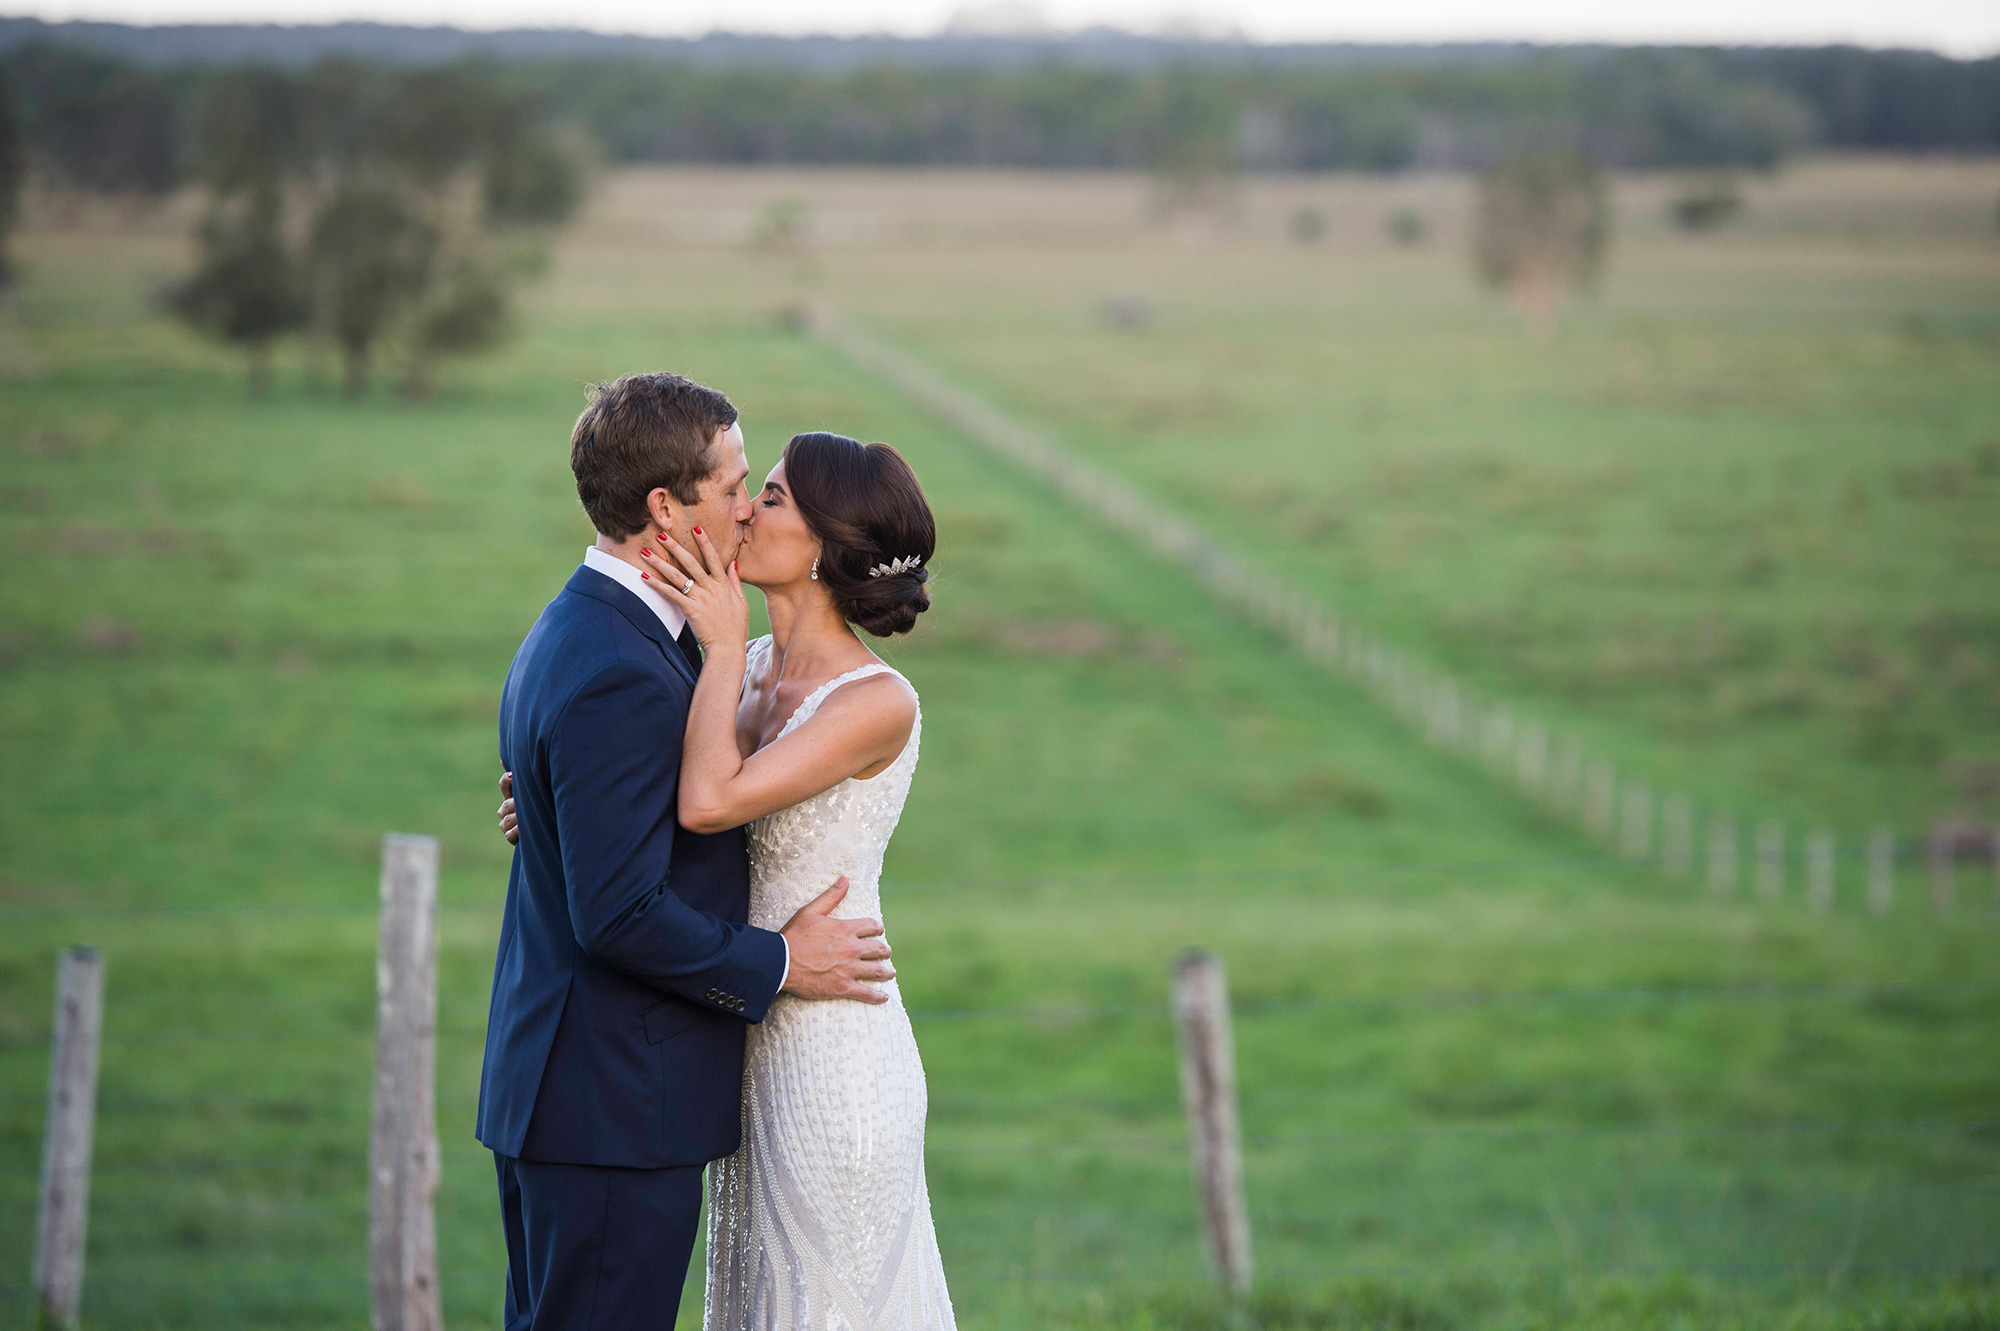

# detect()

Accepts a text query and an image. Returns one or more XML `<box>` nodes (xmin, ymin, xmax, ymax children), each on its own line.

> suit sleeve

<box><xmin>549</xmin><ymin>658</ymin><xmax>788</xmax><ymax>1021</ymax></box>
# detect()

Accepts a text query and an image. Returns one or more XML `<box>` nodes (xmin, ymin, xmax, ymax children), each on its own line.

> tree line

<box><xmin>2</xmin><ymin>41</ymin><xmax>1996</xmax><ymax>195</ymax></box>
<box><xmin>0</xmin><ymin>40</ymin><xmax>1992</xmax><ymax>381</ymax></box>
<box><xmin>0</xmin><ymin>52</ymin><xmax>583</xmax><ymax>394</ymax></box>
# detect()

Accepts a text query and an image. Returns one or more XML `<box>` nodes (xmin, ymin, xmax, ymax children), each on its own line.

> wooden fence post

<box><xmin>1619</xmin><ymin>782</ymin><xmax>1652</xmax><ymax>863</ymax></box>
<box><xmin>1756</xmin><ymin>820</ymin><xmax>1785</xmax><ymax>903</ymax></box>
<box><xmin>1173</xmin><ymin>951</ymin><xmax>1251</xmax><ymax>1300</ymax></box>
<box><xmin>370</xmin><ymin>834</ymin><xmax>442</xmax><ymax>1331</ymax></box>
<box><xmin>1807</xmin><ymin>829</ymin><xmax>1835</xmax><ymax>916</ymax></box>
<box><xmin>1867</xmin><ymin>827</ymin><xmax>1895</xmax><ymax>916</ymax></box>
<box><xmin>1584</xmin><ymin>760</ymin><xmax>1616</xmax><ymax>842</ymax></box>
<box><xmin>1707</xmin><ymin>815</ymin><xmax>1738</xmax><ymax>898</ymax></box>
<box><xmin>1928</xmin><ymin>831</ymin><xmax>1954</xmax><ymax>919</ymax></box>
<box><xmin>34</xmin><ymin>946</ymin><xmax>104</xmax><ymax>1331</ymax></box>
<box><xmin>1662</xmin><ymin>795</ymin><xmax>1693</xmax><ymax>882</ymax></box>
<box><xmin>1515</xmin><ymin>722</ymin><xmax>1548</xmax><ymax>796</ymax></box>
<box><xmin>1550</xmin><ymin>738</ymin><xmax>1582</xmax><ymax>816</ymax></box>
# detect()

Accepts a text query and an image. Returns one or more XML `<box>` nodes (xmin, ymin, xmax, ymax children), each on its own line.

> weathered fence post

<box><xmin>1806</xmin><ymin>829</ymin><xmax>1836</xmax><ymax>916</ymax></box>
<box><xmin>1756</xmin><ymin>820</ymin><xmax>1785</xmax><ymax>903</ymax></box>
<box><xmin>1619</xmin><ymin>782</ymin><xmax>1652</xmax><ymax>863</ymax></box>
<box><xmin>1550</xmin><ymin>738</ymin><xmax>1582</xmax><ymax>816</ymax></box>
<box><xmin>1584</xmin><ymin>760</ymin><xmax>1616</xmax><ymax>843</ymax></box>
<box><xmin>370</xmin><ymin>834</ymin><xmax>442</xmax><ymax>1331</ymax></box>
<box><xmin>1515</xmin><ymin>722</ymin><xmax>1548</xmax><ymax>797</ymax></box>
<box><xmin>1928</xmin><ymin>830</ymin><xmax>1954</xmax><ymax>919</ymax></box>
<box><xmin>1708</xmin><ymin>815</ymin><xmax>1738</xmax><ymax>898</ymax></box>
<box><xmin>1173</xmin><ymin>950</ymin><xmax>1251</xmax><ymax>1301</ymax></box>
<box><xmin>1662</xmin><ymin>795</ymin><xmax>1693</xmax><ymax>882</ymax></box>
<box><xmin>1867</xmin><ymin>827</ymin><xmax>1895</xmax><ymax>916</ymax></box>
<box><xmin>34</xmin><ymin>946</ymin><xmax>104</xmax><ymax>1331</ymax></box>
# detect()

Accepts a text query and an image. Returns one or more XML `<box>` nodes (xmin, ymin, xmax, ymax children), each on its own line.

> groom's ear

<box><xmin>644</xmin><ymin>487</ymin><xmax>676</xmax><ymax>534</ymax></box>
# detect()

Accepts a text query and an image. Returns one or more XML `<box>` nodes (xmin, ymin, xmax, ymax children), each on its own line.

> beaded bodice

<box><xmin>742</xmin><ymin>637</ymin><xmax>921</xmax><ymax>932</ymax></box>
<box><xmin>707</xmin><ymin>638</ymin><xmax>953</xmax><ymax>1331</ymax></box>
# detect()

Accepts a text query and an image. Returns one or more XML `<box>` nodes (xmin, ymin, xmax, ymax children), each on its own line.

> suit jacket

<box><xmin>476</xmin><ymin>565</ymin><xmax>789</xmax><ymax>1168</ymax></box>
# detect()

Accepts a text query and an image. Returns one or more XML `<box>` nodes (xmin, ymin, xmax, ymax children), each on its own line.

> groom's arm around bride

<box><xmin>475</xmin><ymin>371</ymin><xmax>888</xmax><ymax>1330</ymax></box>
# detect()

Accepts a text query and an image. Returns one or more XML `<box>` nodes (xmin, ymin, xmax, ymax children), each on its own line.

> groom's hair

<box><xmin>570</xmin><ymin>373</ymin><xmax>738</xmax><ymax>539</ymax></box>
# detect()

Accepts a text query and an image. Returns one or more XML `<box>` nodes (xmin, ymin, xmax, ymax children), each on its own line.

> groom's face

<box><xmin>679</xmin><ymin>422</ymin><xmax>754</xmax><ymax>563</ymax></box>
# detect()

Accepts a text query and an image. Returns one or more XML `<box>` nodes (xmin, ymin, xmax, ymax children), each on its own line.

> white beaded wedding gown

<box><xmin>704</xmin><ymin>638</ymin><xmax>956</xmax><ymax>1331</ymax></box>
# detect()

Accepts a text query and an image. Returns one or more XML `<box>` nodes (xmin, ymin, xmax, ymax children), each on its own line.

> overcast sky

<box><xmin>15</xmin><ymin>0</ymin><xmax>1999</xmax><ymax>57</ymax></box>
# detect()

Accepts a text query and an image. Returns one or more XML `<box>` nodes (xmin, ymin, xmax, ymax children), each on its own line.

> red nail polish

<box><xmin>641</xmin><ymin>572</ymin><xmax>650</xmax><ymax>580</ymax></box>
<box><xmin>640</xmin><ymin>549</ymin><xmax>652</xmax><ymax>558</ymax></box>
<box><xmin>693</xmin><ymin>527</ymin><xmax>703</xmax><ymax>536</ymax></box>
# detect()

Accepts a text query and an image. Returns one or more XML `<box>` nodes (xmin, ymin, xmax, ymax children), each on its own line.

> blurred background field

<box><xmin>1</xmin><ymin>27</ymin><xmax>1999</xmax><ymax>1330</ymax></box>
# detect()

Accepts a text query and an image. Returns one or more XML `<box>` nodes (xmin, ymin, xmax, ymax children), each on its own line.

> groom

<box><xmin>478</xmin><ymin>372</ymin><xmax>894</xmax><ymax>1328</ymax></box>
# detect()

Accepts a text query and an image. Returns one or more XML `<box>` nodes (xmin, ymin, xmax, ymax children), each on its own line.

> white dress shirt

<box><xmin>583</xmin><ymin>545</ymin><xmax>686</xmax><ymax>639</ymax></box>
<box><xmin>579</xmin><ymin>545</ymin><xmax>789</xmax><ymax>993</ymax></box>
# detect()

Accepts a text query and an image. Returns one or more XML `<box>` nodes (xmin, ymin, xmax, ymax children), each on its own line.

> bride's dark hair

<box><xmin>783</xmin><ymin>432</ymin><xmax>936</xmax><ymax>638</ymax></box>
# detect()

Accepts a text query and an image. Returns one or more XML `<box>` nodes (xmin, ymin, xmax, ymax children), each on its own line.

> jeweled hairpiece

<box><xmin>867</xmin><ymin>555</ymin><xmax>924</xmax><ymax>578</ymax></box>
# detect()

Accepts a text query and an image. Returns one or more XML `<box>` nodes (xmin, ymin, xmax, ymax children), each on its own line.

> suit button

<box><xmin>734</xmin><ymin>998</ymin><xmax>746</xmax><ymax>1011</ymax></box>
<box><xmin>706</xmin><ymin>989</ymin><xmax>719</xmax><ymax>1001</ymax></box>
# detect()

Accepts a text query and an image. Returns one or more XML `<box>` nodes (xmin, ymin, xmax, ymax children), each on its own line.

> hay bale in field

<box><xmin>1100</xmin><ymin>293</ymin><xmax>1155</xmax><ymax>331</ymax></box>
<box><xmin>1671</xmin><ymin>176</ymin><xmax>1745</xmax><ymax>231</ymax></box>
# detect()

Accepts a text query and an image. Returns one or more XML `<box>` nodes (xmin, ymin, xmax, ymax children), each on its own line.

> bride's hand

<box><xmin>637</xmin><ymin>528</ymin><xmax>748</xmax><ymax>656</ymax></box>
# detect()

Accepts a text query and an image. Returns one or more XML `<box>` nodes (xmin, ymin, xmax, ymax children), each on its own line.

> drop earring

<box><xmin>810</xmin><ymin>556</ymin><xmax>820</xmax><ymax>581</ymax></box>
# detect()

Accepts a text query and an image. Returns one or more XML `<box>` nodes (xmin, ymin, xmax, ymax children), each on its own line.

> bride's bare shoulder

<box><xmin>809</xmin><ymin>666</ymin><xmax>917</xmax><ymax>738</ymax></box>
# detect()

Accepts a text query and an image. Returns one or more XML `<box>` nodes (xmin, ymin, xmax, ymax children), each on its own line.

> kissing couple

<box><xmin>478</xmin><ymin>371</ymin><xmax>956</xmax><ymax>1330</ymax></box>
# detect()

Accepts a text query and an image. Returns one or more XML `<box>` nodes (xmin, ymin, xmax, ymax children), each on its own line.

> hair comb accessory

<box><xmin>867</xmin><ymin>555</ymin><xmax>924</xmax><ymax>578</ymax></box>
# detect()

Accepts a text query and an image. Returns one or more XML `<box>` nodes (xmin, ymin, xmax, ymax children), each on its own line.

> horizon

<box><xmin>5</xmin><ymin>2</ymin><xmax>1997</xmax><ymax>58</ymax></box>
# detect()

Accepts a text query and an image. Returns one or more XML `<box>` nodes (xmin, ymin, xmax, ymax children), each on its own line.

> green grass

<box><xmin>0</xmin><ymin>168</ymin><xmax>1996</xmax><ymax>1329</ymax></box>
<box><xmin>801</xmin><ymin>159</ymin><xmax>2000</xmax><ymax>836</ymax></box>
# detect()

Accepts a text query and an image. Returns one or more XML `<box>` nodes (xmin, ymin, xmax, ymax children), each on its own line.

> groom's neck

<box><xmin>594</xmin><ymin>530</ymin><xmax>660</xmax><ymax>573</ymax></box>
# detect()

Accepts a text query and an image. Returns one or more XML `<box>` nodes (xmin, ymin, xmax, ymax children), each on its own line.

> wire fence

<box><xmin>812</xmin><ymin>313</ymin><xmax>2000</xmax><ymax>925</ymax></box>
<box><xmin>5</xmin><ymin>922</ymin><xmax>1997</xmax><ymax>1326</ymax></box>
<box><xmin>6</xmin><ymin>836</ymin><xmax>1998</xmax><ymax>1326</ymax></box>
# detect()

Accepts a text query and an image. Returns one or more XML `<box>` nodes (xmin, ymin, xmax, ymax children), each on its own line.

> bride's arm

<box><xmin>682</xmin><ymin>678</ymin><xmax>915</xmax><ymax>833</ymax></box>
<box><xmin>638</xmin><ymin>531</ymin><xmax>917</xmax><ymax>834</ymax></box>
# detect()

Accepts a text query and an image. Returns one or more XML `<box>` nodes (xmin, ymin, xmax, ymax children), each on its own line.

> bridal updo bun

<box><xmin>784</xmin><ymin>432</ymin><xmax>936</xmax><ymax>638</ymax></box>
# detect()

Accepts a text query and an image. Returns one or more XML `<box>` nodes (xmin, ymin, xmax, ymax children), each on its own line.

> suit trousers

<box><xmin>496</xmin><ymin>1153</ymin><xmax>705</xmax><ymax>1330</ymax></box>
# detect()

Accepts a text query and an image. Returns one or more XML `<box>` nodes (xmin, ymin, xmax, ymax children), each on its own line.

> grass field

<box><xmin>654</xmin><ymin>159</ymin><xmax>2000</xmax><ymax>836</ymax></box>
<box><xmin>0</xmin><ymin>161</ymin><xmax>1997</xmax><ymax>1329</ymax></box>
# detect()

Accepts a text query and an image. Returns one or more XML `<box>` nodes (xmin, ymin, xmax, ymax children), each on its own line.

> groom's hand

<box><xmin>778</xmin><ymin>877</ymin><xmax>893</xmax><ymax>1004</ymax></box>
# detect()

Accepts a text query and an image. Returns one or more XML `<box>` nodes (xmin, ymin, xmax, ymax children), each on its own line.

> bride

<box><xmin>598</xmin><ymin>429</ymin><xmax>955</xmax><ymax>1330</ymax></box>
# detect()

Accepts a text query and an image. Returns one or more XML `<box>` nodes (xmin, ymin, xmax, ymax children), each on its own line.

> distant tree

<box><xmin>401</xmin><ymin>253</ymin><xmax>510</xmax><ymax>398</ymax></box>
<box><xmin>169</xmin><ymin>184</ymin><xmax>310</xmax><ymax>393</ymax></box>
<box><xmin>0</xmin><ymin>68</ymin><xmax>23</xmax><ymax>287</ymax></box>
<box><xmin>3</xmin><ymin>47</ymin><xmax>185</xmax><ymax>206</ymax></box>
<box><xmin>308</xmin><ymin>179</ymin><xmax>437</xmax><ymax>396</ymax></box>
<box><xmin>1473</xmin><ymin>147</ymin><xmax>1609</xmax><ymax>326</ymax></box>
<box><xmin>195</xmin><ymin>67</ymin><xmax>303</xmax><ymax>193</ymax></box>
<box><xmin>1146</xmin><ymin>68</ymin><xmax>1239</xmax><ymax>219</ymax></box>
<box><xmin>169</xmin><ymin>68</ymin><xmax>310</xmax><ymax>391</ymax></box>
<box><xmin>483</xmin><ymin>119</ymin><xmax>586</xmax><ymax>227</ymax></box>
<box><xmin>364</xmin><ymin>66</ymin><xmax>501</xmax><ymax>196</ymax></box>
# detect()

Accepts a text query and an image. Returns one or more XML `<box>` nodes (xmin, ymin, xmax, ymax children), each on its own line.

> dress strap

<box><xmin>783</xmin><ymin>663</ymin><xmax>904</xmax><ymax>736</ymax></box>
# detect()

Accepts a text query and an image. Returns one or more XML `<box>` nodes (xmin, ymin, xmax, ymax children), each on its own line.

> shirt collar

<box><xmin>583</xmin><ymin>545</ymin><xmax>686</xmax><ymax>640</ymax></box>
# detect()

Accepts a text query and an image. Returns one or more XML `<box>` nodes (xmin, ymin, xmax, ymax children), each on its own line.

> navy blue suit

<box><xmin>479</xmin><ymin>564</ymin><xmax>788</xmax><ymax>1328</ymax></box>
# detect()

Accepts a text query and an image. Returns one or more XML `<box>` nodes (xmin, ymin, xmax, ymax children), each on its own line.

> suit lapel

<box><xmin>565</xmin><ymin>566</ymin><xmax>699</xmax><ymax>689</ymax></box>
